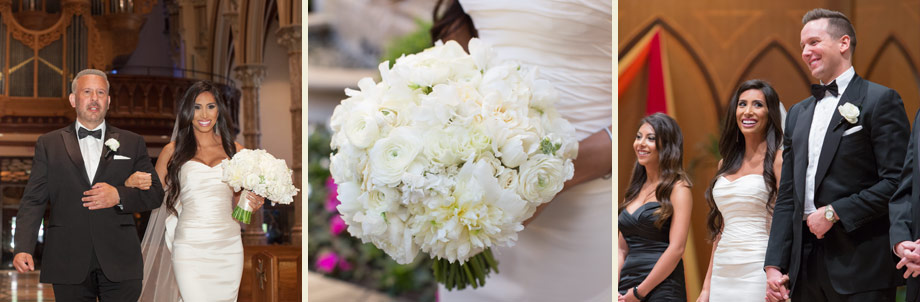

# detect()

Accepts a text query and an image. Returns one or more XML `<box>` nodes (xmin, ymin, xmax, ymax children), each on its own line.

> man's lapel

<box><xmin>61</xmin><ymin>124</ymin><xmax>90</xmax><ymax>186</ymax></box>
<box><xmin>793</xmin><ymin>98</ymin><xmax>816</xmax><ymax>204</ymax></box>
<box><xmin>814</xmin><ymin>75</ymin><xmax>867</xmax><ymax>189</ymax></box>
<box><xmin>91</xmin><ymin>126</ymin><xmax>120</xmax><ymax>184</ymax></box>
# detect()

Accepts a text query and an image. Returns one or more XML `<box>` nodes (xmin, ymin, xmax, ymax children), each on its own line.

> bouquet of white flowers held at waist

<box><xmin>328</xmin><ymin>38</ymin><xmax>577</xmax><ymax>290</ymax></box>
<box><xmin>221</xmin><ymin>149</ymin><xmax>300</xmax><ymax>223</ymax></box>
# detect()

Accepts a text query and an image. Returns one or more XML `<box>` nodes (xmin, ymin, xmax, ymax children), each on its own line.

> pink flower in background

<box><xmin>316</xmin><ymin>251</ymin><xmax>339</xmax><ymax>273</ymax></box>
<box><xmin>338</xmin><ymin>259</ymin><xmax>353</xmax><ymax>271</ymax></box>
<box><xmin>325</xmin><ymin>177</ymin><xmax>340</xmax><ymax>213</ymax></box>
<box><xmin>329</xmin><ymin>215</ymin><xmax>346</xmax><ymax>235</ymax></box>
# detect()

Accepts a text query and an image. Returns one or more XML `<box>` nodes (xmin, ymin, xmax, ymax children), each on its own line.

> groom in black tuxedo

<box><xmin>12</xmin><ymin>69</ymin><xmax>164</xmax><ymax>301</ymax></box>
<box><xmin>764</xmin><ymin>8</ymin><xmax>908</xmax><ymax>302</ymax></box>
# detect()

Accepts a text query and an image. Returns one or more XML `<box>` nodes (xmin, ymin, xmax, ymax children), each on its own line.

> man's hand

<box><xmin>13</xmin><ymin>253</ymin><xmax>34</xmax><ymax>273</ymax></box>
<box><xmin>896</xmin><ymin>240</ymin><xmax>920</xmax><ymax>278</ymax></box>
<box><xmin>82</xmin><ymin>182</ymin><xmax>120</xmax><ymax>210</ymax></box>
<box><xmin>765</xmin><ymin>267</ymin><xmax>789</xmax><ymax>302</ymax></box>
<box><xmin>806</xmin><ymin>206</ymin><xmax>834</xmax><ymax>239</ymax></box>
<box><xmin>124</xmin><ymin>171</ymin><xmax>152</xmax><ymax>190</ymax></box>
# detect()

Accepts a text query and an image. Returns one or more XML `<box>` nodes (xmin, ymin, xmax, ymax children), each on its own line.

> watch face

<box><xmin>825</xmin><ymin>210</ymin><xmax>833</xmax><ymax>219</ymax></box>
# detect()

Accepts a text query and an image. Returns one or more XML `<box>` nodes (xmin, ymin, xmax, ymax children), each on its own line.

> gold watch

<box><xmin>824</xmin><ymin>205</ymin><xmax>838</xmax><ymax>223</ymax></box>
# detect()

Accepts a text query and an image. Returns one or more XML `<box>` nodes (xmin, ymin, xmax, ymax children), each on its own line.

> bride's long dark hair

<box><xmin>164</xmin><ymin>81</ymin><xmax>237</xmax><ymax>215</ymax></box>
<box><xmin>621</xmin><ymin>113</ymin><xmax>690</xmax><ymax>229</ymax></box>
<box><xmin>705</xmin><ymin>79</ymin><xmax>784</xmax><ymax>240</ymax></box>
<box><xmin>431</xmin><ymin>0</ymin><xmax>477</xmax><ymax>43</ymax></box>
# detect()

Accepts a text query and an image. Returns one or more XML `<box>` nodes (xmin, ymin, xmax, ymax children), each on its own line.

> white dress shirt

<box><xmin>77</xmin><ymin>120</ymin><xmax>105</xmax><ymax>184</ymax></box>
<box><xmin>804</xmin><ymin>66</ymin><xmax>855</xmax><ymax>219</ymax></box>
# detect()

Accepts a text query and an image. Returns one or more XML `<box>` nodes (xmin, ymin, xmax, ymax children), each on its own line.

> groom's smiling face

<box><xmin>801</xmin><ymin>18</ymin><xmax>847</xmax><ymax>84</ymax></box>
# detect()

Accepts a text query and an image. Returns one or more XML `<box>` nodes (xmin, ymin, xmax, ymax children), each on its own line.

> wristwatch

<box><xmin>824</xmin><ymin>205</ymin><xmax>838</xmax><ymax>223</ymax></box>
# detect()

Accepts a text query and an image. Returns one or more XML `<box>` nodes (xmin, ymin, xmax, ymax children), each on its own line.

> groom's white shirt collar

<box><xmin>821</xmin><ymin>66</ymin><xmax>856</xmax><ymax>99</ymax></box>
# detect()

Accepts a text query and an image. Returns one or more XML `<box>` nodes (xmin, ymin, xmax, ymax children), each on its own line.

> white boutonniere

<box><xmin>838</xmin><ymin>102</ymin><xmax>860</xmax><ymax>124</ymax></box>
<box><xmin>105</xmin><ymin>138</ymin><xmax>120</xmax><ymax>153</ymax></box>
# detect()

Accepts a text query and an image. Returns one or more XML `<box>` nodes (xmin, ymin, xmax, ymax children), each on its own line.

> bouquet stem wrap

<box><xmin>232</xmin><ymin>190</ymin><xmax>254</xmax><ymax>224</ymax></box>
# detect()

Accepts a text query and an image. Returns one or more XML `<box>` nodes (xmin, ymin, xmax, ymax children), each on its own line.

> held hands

<box><xmin>765</xmin><ymin>267</ymin><xmax>790</xmax><ymax>302</ymax></box>
<box><xmin>125</xmin><ymin>171</ymin><xmax>152</xmax><ymax>190</ymax></box>
<box><xmin>12</xmin><ymin>253</ymin><xmax>34</xmax><ymax>273</ymax></box>
<box><xmin>82</xmin><ymin>182</ymin><xmax>120</xmax><ymax>210</ymax></box>
<box><xmin>895</xmin><ymin>239</ymin><xmax>920</xmax><ymax>278</ymax></box>
<box><xmin>806</xmin><ymin>206</ymin><xmax>834</xmax><ymax>239</ymax></box>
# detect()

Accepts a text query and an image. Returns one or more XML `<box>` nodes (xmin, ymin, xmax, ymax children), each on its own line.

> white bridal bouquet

<box><xmin>221</xmin><ymin>149</ymin><xmax>300</xmax><ymax>223</ymax></box>
<box><xmin>328</xmin><ymin>38</ymin><xmax>578</xmax><ymax>290</ymax></box>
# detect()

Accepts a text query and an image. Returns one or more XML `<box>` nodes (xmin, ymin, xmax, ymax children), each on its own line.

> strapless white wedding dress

<box><xmin>170</xmin><ymin>161</ymin><xmax>243</xmax><ymax>301</ymax></box>
<box><xmin>709</xmin><ymin>175</ymin><xmax>771</xmax><ymax>301</ymax></box>
<box><xmin>439</xmin><ymin>0</ymin><xmax>612</xmax><ymax>301</ymax></box>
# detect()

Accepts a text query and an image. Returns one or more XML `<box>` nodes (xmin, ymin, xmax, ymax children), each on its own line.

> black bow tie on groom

<box><xmin>811</xmin><ymin>80</ymin><xmax>839</xmax><ymax>101</ymax></box>
<box><xmin>78</xmin><ymin>128</ymin><xmax>101</xmax><ymax>139</ymax></box>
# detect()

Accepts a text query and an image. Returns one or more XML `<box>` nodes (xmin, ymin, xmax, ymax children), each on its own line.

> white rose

<box><xmin>368</xmin><ymin>127</ymin><xmax>422</xmax><ymax>186</ymax></box>
<box><xmin>517</xmin><ymin>154</ymin><xmax>567</xmax><ymax>204</ymax></box>
<box><xmin>838</xmin><ymin>102</ymin><xmax>859</xmax><ymax>124</ymax></box>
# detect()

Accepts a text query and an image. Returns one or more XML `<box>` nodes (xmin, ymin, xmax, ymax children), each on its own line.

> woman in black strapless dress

<box><xmin>618</xmin><ymin>113</ymin><xmax>692</xmax><ymax>301</ymax></box>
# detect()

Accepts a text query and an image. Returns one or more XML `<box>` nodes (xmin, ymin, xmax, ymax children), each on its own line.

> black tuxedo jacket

<box><xmin>765</xmin><ymin>74</ymin><xmax>908</xmax><ymax>294</ymax></box>
<box><xmin>889</xmin><ymin>109</ymin><xmax>920</xmax><ymax>302</ymax></box>
<box><xmin>13</xmin><ymin>123</ymin><xmax>164</xmax><ymax>284</ymax></box>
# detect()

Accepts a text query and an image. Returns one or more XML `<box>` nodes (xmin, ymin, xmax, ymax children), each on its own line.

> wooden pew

<box><xmin>240</xmin><ymin>245</ymin><xmax>302</xmax><ymax>302</ymax></box>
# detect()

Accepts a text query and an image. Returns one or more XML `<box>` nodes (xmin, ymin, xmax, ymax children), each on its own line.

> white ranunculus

<box><xmin>517</xmin><ymin>154</ymin><xmax>568</xmax><ymax>204</ymax></box>
<box><xmin>368</xmin><ymin>127</ymin><xmax>423</xmax><ymax>186</ymax></box>
<box><xmin>343</xmin><ymin>108</ymin><xmax>380</xmax><ymax>149</ymax></box>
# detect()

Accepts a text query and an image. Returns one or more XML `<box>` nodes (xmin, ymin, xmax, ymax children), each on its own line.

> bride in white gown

<box><xmin>431</xmin><ymin>0</ymin><xmax>613</xmax><ymax>301</ymax></box>
<box><xmin>133</xmin><ymin>81</ymin><xmax>264</xmax><ymax>301</ymax></box>
<box><xmin>699</xmin><ymin>80</ymin><xmax>785</xmax><ymax>302</ymax></box>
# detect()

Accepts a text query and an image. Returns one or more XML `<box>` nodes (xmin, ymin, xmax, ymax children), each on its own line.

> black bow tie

<box><xmin>78</xmin><ymin>127</ymin><xmax>101</xmax><ymax>139</ymax></box>
<box><xmin>811</xmin><ymin>81</ymin><xmax>839</xmax><ymax>101</ymax></box>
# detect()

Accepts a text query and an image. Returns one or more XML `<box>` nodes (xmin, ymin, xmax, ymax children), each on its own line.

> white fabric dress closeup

<box><xmin>439</xmin><ymin>0</ymin><xmax>613</xmax><ymax>301</ymax></box>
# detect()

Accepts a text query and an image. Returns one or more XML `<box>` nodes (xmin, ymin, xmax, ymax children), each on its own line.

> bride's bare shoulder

<box><xmin>234</xmin><ymin>141</ymin><xmax>244</xmax><ymax>152</ymax></box>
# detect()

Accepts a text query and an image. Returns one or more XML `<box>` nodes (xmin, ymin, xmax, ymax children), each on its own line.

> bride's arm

<box><xmin>564</xmin><ymin>126</ymin><xmax>613</xmax><ymax>189</ymax></box>
<box><xmin>629</xmin><ymin>181</ymin><xmax>692</xmax><ymax>300</ymax></box>
<box><xmin>153</xmin><ymin>142</ymin><xmax>173</xmax><ymax>188</ymax></box>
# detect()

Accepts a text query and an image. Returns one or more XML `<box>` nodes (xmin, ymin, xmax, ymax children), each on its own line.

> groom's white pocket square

<box><xmin>843</xmin><ymin>125</ymin><xmax>863</xmax><ymax>136</ymax></box>
<box><xmin>113</xmin><ymin>155</ymin><xmax>131</xmax><ymax>160</ymax></box>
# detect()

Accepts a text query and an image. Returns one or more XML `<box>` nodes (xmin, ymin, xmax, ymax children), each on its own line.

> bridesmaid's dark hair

<box><xmin>164</xmin><ymin>81</ymin><xmax>237</xmax><ymax>215</ymax></box>
<box><xmin>705</xmin><ymin>79</ymin><xmax>784</xmax><ymax>240</ymax></box>
<box><xmin>621</xmin><ymin>113</ymin><xmax>691</xmax><ymax>229</ymax></box>
<box><xmin>431</xmin><ymin>0</ymin><xmax>478</xmax><ymax>43</ymax></box>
